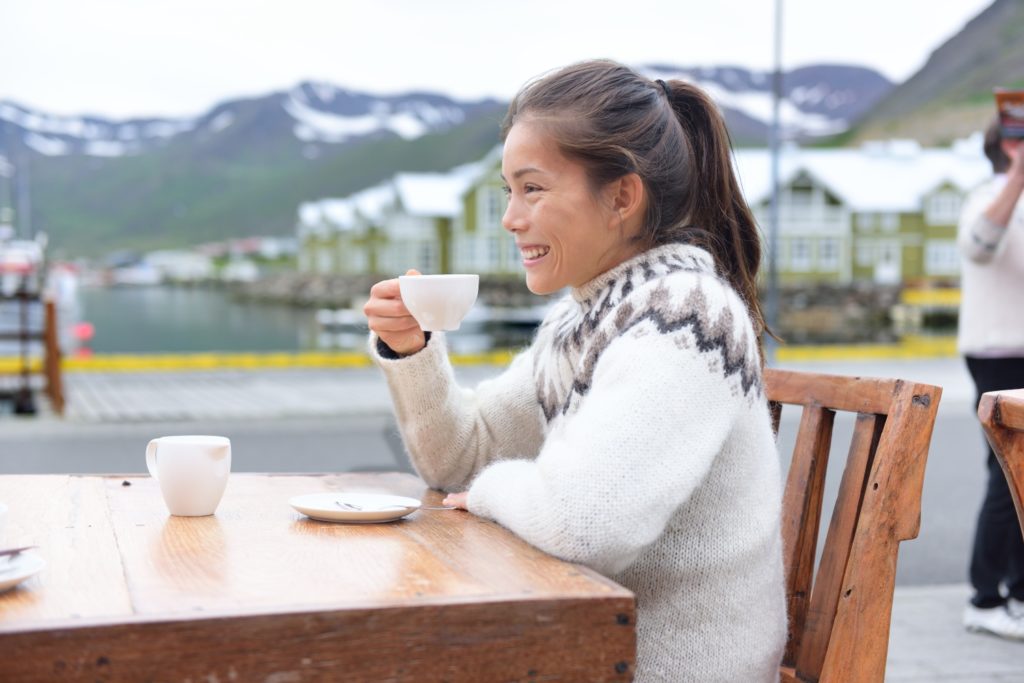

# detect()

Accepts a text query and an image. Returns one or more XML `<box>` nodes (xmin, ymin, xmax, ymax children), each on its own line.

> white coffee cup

<box><xmin>398</xmin><ymin>274</ymin><xmax>479</xmax><ymax>331</ymax></box>
<box><xmin>146</xmin><ymin>436</ymin><xmax>231</xmax><ymax>517</ymax></box>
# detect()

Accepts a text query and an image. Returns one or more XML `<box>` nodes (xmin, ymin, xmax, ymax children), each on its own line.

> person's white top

<box><xmin>371</xmin><ymin>243</ymin><xmax>787</xmax><ymax>681</ymax></box>
<box><xmin>957</xmin><ymin>174</ymin><xmax>1024</xmax><ymax>357</ymax></box>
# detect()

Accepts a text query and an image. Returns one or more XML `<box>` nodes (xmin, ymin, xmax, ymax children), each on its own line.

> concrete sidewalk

<box><xmin>889</xmin><ymin>584</ymin><xmax>1023</xmax><ymax>681</ymax></box>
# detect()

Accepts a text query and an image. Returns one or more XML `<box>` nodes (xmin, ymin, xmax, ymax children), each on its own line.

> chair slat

<box><xmin>818</xmin><ymin>380</ymin><xmax>941</xmax><ymax>681</ymax></box>
<box><xmin>780</xmin><ymin>404</ymin><xmax>835</xmax><ymax>667</ymax></box>
<box><xmin>795</xmin><ymin>413</ymin><xmax>885</xmax><ymax>680</ymax></box>
<box><xmin>765</xmin><ymin>369</ymin><xmax>899</xmax><ymax>415</ymax></box>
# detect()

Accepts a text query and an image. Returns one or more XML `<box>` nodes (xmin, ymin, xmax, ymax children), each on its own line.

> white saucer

<box><xmin>289</xmin><ymin>492</ymin><xmax>422</xmax><ymax>524</ymax></box>
<box><xmin>0</xmin><ymin>552</ymin><xmax>46</xmax><ymax>593</ymax></box>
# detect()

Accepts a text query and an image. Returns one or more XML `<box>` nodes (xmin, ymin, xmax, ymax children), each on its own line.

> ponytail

<box><xmin>661</xmin><ymin>80</ymin><xmax>769</xmax><ymax>344</ymax></box>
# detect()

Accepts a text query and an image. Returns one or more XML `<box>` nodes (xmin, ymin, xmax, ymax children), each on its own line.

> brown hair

<box><xmin>501</xmin><ymin>60</ymin><xmax>768</xmax><ymax>343</ymax></box>
<box><xmin>984</xmin><ymin>117</ymin><xmax>1011</xmax><ymax>173</ymax></box>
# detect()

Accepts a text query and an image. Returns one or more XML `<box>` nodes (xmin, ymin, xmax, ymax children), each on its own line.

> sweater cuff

<box><xmin>969</xmin><ymin>215</ymin><xmax>1008</xmax><ymax>254</ymax></box>
<box><xmin>375</xmin><ymin>332</ymin><xmax>432</xmax><ymax>360</ymax></box>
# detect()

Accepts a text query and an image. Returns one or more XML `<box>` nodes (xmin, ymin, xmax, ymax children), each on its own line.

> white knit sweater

<box><xmin>371</xmin><ymin>243</ymin><xmax>787</xmax><ymax>682</ymax></box>
<box><xmin>957</xmin><ymin>174</ymin><xmax>1024</xmax><ymax>356</ymax></box>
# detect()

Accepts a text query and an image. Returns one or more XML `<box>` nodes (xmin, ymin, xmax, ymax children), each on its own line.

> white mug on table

<box><xmin>146</xmin><ymin>435</ymin><xmax>231</xmax><ymax>516</ymax></box>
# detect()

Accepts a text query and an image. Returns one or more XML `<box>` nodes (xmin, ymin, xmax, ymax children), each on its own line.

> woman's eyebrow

<box><xmin>500</xmin><ymin>167</ymin><xmax>545</xmax><ymax>182</ymax></box>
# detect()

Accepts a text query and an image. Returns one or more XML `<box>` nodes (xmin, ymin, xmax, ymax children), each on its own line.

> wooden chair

<box><xmin>978</xmin><ymin>388</ymin><xmax>1024</xmax><ymax>539</ymax></box>
<box><xmin>764</xmin><ymin>368</ymin><xmax>942</xmax><ymax>683</ymax></box>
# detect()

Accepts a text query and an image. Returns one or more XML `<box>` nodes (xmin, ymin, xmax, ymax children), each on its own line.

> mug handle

<box><xmin>145</xmin><ymin>439</ymin><xmax>160</xmax><ymax>480</ymax></box>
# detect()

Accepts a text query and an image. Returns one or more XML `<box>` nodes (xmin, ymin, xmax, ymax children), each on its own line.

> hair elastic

<box><xmin>655</xmin><ymin>79</ymin><xmax>672</xmax><ymax>98</ymax></box>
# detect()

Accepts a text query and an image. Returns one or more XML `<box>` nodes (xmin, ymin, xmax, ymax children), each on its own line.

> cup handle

<box><xmin>145</xmin><ymin>439</ymin><xmax>160</xmax><ymax>480</ymax></box>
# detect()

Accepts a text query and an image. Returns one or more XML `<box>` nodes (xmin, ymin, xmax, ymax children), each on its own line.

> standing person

<box><xmin>364</xmin><ymin>60</ymin><xmax>787</xmax><ymax>680</ymax></box>
<box><xmin>959</xmin><ymin>117</ymin><xmax>1024</xmax><ymax>640</ymax></box>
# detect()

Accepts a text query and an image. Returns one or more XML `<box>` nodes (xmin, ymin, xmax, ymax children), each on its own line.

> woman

<box><xmin>364</xmin><ymin>60</ymin><xmax>787</xmax><ymax>681</ymax></box>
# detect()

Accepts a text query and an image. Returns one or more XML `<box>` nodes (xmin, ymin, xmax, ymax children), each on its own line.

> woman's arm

<box><xmin>960</xmin><ymin>147</ymin><xmax>1024</xmax><ymax>264</ymax></box>
<box><xmin>371</xmin><ymin>332</ymin><xmax>545</xmax><ymax>492</ymax></box>
<box><xmin>464</xmin><ymin>296</ymin><xmax>763</xmax><ymax>576</ymax></box>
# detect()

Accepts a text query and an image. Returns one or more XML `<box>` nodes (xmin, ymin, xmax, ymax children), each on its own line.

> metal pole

<box><xmin>766</xmin><ymin>0</ymin><xmax>783</xmax><ymax>364</ymax></box>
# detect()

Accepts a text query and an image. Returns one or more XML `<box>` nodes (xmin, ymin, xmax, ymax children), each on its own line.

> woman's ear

<box><xmin>608</xmin><ymin>173</ymin><xmax>646</xmax><ymax>228</ymax></box>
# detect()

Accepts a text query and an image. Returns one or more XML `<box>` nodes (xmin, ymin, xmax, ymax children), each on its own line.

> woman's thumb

<box><xmin>405</xmin><ymin>269</ymin><xmax>421</xmax><ymax>276</ymax></box>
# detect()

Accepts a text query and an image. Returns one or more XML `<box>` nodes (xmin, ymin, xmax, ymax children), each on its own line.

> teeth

<box><xmin>521</xmin><ymin>246</ymin><xmax>550</xmax><ymax>260</ymax></box>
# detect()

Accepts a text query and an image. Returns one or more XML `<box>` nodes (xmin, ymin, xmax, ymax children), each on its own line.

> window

<box><xmin>789</xmin><ymin>238</ymin><xmax>812</xmax><ymax>272</ymax></box>
<box><xmin>856</xmin><ymin>213</ymin><xmax>875</xmax><ymax>231</ymax></box>
<box><xmin>880</xmin><ymin>213</ymin><xmax>899</xmax><ymax>231</ymax></box>
<box><xmin>482</xmin><ymin>187</ymin><xmax>506</xmax><ymax>230</ymax></box>
<box><xmin>488</xmin><ymin>236</ymin><xmax>502</xmax><ymax>270</ymax></box>
<box><xmin>856</xmin><ymin>242</ymin><xmax>875</xmax><ymax>266</ymax></box>
<box><xmin>818</xmin><ymin>238</ymin><xmax>840</xmax><ymax>271</ymax></box>
<box><xmin>925</xmin><ymin>240</ymin><xmax>960</xmax><ymax>275</ymax></box>
<box><xmin>925</xmin><ymin>191</ymin><xmax>963</xmax><ymax>226</ymax></box>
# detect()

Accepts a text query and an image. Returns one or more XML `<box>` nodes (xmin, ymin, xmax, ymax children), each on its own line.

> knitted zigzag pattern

<box><xmin>534</xmin><ymin>248</ymin><xmax>762</xmax><ymax>423</ymax></box>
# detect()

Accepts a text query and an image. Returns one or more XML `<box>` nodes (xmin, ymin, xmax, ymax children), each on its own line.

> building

<box><xmin>734</xmin><ymin>137</ymin><xmax>989</xmax><ymax>286</ymax></box>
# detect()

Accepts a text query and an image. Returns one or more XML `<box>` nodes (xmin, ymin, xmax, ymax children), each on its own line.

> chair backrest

<box><xmin>764</xmin><ymin>368</ymin><xmax>942</xmax><ymax>683</ymax></box>
<box><xmin>979</xmin><ymin>388</ymin><xmax>1024</xmax><ymax>538</ymax></box>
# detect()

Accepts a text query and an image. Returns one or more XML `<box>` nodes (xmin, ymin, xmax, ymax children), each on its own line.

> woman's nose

<box><xmin>502</xmin><ymin>202</ymin><xmax>523</xmax><ymax>233</ymax></box>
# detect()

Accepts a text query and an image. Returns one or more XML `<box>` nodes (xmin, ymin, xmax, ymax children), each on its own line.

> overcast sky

<box><xmin>0</xmin><ymin>0</ymin><xmax>995</xmax><ymax>119</ymax></box>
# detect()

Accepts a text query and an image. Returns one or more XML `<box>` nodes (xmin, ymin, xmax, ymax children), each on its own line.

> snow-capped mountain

<box><xmin>0</xmin><ymin>65</ymin><xmax>891</xmax><ymax>162</ymax></box>
<box><xmin>642</xmin><ymin>64</ymin><xmax>893</xmax><ymax>140</ymax></box>
<box><xmin>0</xmin><ymin>82</ymin><xmax>502</xmax><ymax>159</ymax></box>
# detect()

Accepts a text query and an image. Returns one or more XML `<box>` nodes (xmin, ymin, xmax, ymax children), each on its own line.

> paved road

<box><xmin>0</xmin><ymin>357</ymin><xmax>1002</xmax><ymax>587</ymax></box>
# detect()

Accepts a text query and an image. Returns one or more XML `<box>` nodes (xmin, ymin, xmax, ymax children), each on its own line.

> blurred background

<box><xmin>1</xmin><ymin>0</ymin><xmax>1023</xmax><ymax>612</ymax></box>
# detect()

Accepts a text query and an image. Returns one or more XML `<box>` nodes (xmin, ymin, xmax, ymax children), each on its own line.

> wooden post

<box><xmin>42</xmin><ymin>298</ymin><xmax>65</xmax><ymax>416</ymax></box>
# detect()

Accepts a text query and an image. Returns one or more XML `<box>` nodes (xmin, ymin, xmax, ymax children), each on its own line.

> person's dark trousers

<box><xmin>966</xmin><ymin>355</ymin><xmax>1024</xmax><ymax>608</ymax></box>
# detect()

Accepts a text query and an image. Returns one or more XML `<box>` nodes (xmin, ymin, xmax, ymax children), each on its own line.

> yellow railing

<box><xmin>0</xmin><ymin>337</ymin><xmax>957</xmax><ymax>373</ymax></box>
<box><xmin>900</xmin><ymin>288</ymin><xmax>961</xmax><ymax>307</ymax></box>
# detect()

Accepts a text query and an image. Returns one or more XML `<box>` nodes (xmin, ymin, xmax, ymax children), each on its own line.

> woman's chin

<box><xmin>525</xmin><ymin>274</ymin><xmax>559</xmax><ymax>296</ymax></box>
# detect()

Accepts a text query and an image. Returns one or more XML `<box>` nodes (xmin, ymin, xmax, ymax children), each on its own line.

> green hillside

<box><xmin>854</xmin><ymin>0</ymin><xmax>1024</xmax><ymax>144</ymax></box>
<box><xmin>30</xmin><ymin>107</ymin><xmax>505</xmax><ymax>257</ymax></box>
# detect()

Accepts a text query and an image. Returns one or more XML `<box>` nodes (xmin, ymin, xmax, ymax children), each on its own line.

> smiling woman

<box><xmin>363</xmin><ymin>59</ymin><xmax>786</xmax><ymax>682</ymax></box>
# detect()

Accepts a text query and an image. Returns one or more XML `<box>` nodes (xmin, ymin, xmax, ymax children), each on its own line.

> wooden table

<box><xmin>0</xmin><ymin>473</ymin><xmax>635</xmax><ymax>682</ymax></box>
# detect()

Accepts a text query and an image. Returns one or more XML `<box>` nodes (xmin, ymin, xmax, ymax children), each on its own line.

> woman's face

<box><xmin>501</xmin><ymin>121</ymin><xmax>640</xmax><ymax>295</ymax></box>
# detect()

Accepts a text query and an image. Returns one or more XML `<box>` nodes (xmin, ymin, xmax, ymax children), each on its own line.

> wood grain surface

<box><xmin>0</xmin><ymin>473</ymin><xmax>635</xmax><ymax>682</ymax></box>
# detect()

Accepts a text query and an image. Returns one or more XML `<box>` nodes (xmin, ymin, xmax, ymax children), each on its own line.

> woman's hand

<box><xmin>442</xmin><ymin>491</ymin><xmax>469</xmax><ymax>510</ymax></box>
<box><xmin>364</xmin><ymin>269</ymin><xmax>426</xmax><ymax>356</ymax></box>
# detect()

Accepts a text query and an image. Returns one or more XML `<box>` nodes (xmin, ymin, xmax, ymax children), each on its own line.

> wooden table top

<box><xmin>0</xmin><ymin>473</ymin><xmax>635</xmax><ymax>682</ymax></box>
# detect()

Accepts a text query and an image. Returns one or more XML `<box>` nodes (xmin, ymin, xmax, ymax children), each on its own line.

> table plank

<box><xmin>0</xmin><ymin>475</ymin><xmax>132</xmax><ymax>627</ymax></box>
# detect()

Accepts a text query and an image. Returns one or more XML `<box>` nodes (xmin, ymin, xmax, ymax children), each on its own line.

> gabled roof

<box><xmin>392</xmin><ymin>162</ymin><xmax>483</xmax><ymax>218</ymax></box>
<box><xmin>733</xmin><ymin>138</ymin><xmax>990</xmax><ymax>212</ymax></box>
<box><xmin>297</xmin><ymin>182</ymin><xmax>396</xmax><ymax>234</ymax></box>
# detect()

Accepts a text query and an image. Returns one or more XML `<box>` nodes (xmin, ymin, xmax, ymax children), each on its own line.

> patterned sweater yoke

<box><xmin>534</xmin><ymin>244</ymin><xmax>763</xmax><ymax>424</ymax></box>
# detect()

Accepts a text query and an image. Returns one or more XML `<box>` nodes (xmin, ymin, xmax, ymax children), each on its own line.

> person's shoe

<box><xmin>963</xmin><ymin>604</ymin><xmax>1024</xmax><ymax>640</ymax></box>
<box><xmin>1009</xmin><ymin>598</ymin><xmax>1024</xmax><ymax>620</ymax></box>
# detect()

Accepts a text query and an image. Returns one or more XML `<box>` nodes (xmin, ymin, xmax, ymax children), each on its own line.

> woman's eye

<box><xmin>524</xmin><ymin>184</ymin><xmax>541</xmax><ymax>194</ymax></box>
<box><xmin>501</xmin><ymin>185</ymin><xmax>511</xmax><ymax>197</ymax></box>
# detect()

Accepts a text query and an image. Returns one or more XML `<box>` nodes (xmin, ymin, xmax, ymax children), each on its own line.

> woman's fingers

<box><xmin>369</xmin><ymin>315</ymin><xmax>421</xmax><ymax>333</ymax></box>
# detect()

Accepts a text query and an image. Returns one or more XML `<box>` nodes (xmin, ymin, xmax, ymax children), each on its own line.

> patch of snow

<box><xmin>284</xmin><ymin>94</ymin><xmax>432</xmax><ymax>143</ymax></box>
<box><xmin>208</xmin><ymin>111</ymin><xmax>234</xmax><ymax>133</ymax></box>
<box><xmin>142</xmin><ymin>120</ymin><xmax>194</xmax><ymax>138</ymax></box>
<box><xmin>23</xmin><ymin>132</ymin><xmax>70</xmax><ymax>156</ymax></box>
<box><xmin>312</xmin><ymin>82</ymin><xmax>337</xmax><ymax>103</ymax></box>
<box><xmin>85</xmin><ymin>140</ymin><xmax>128</xmax><ymax>157</ymax></box>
